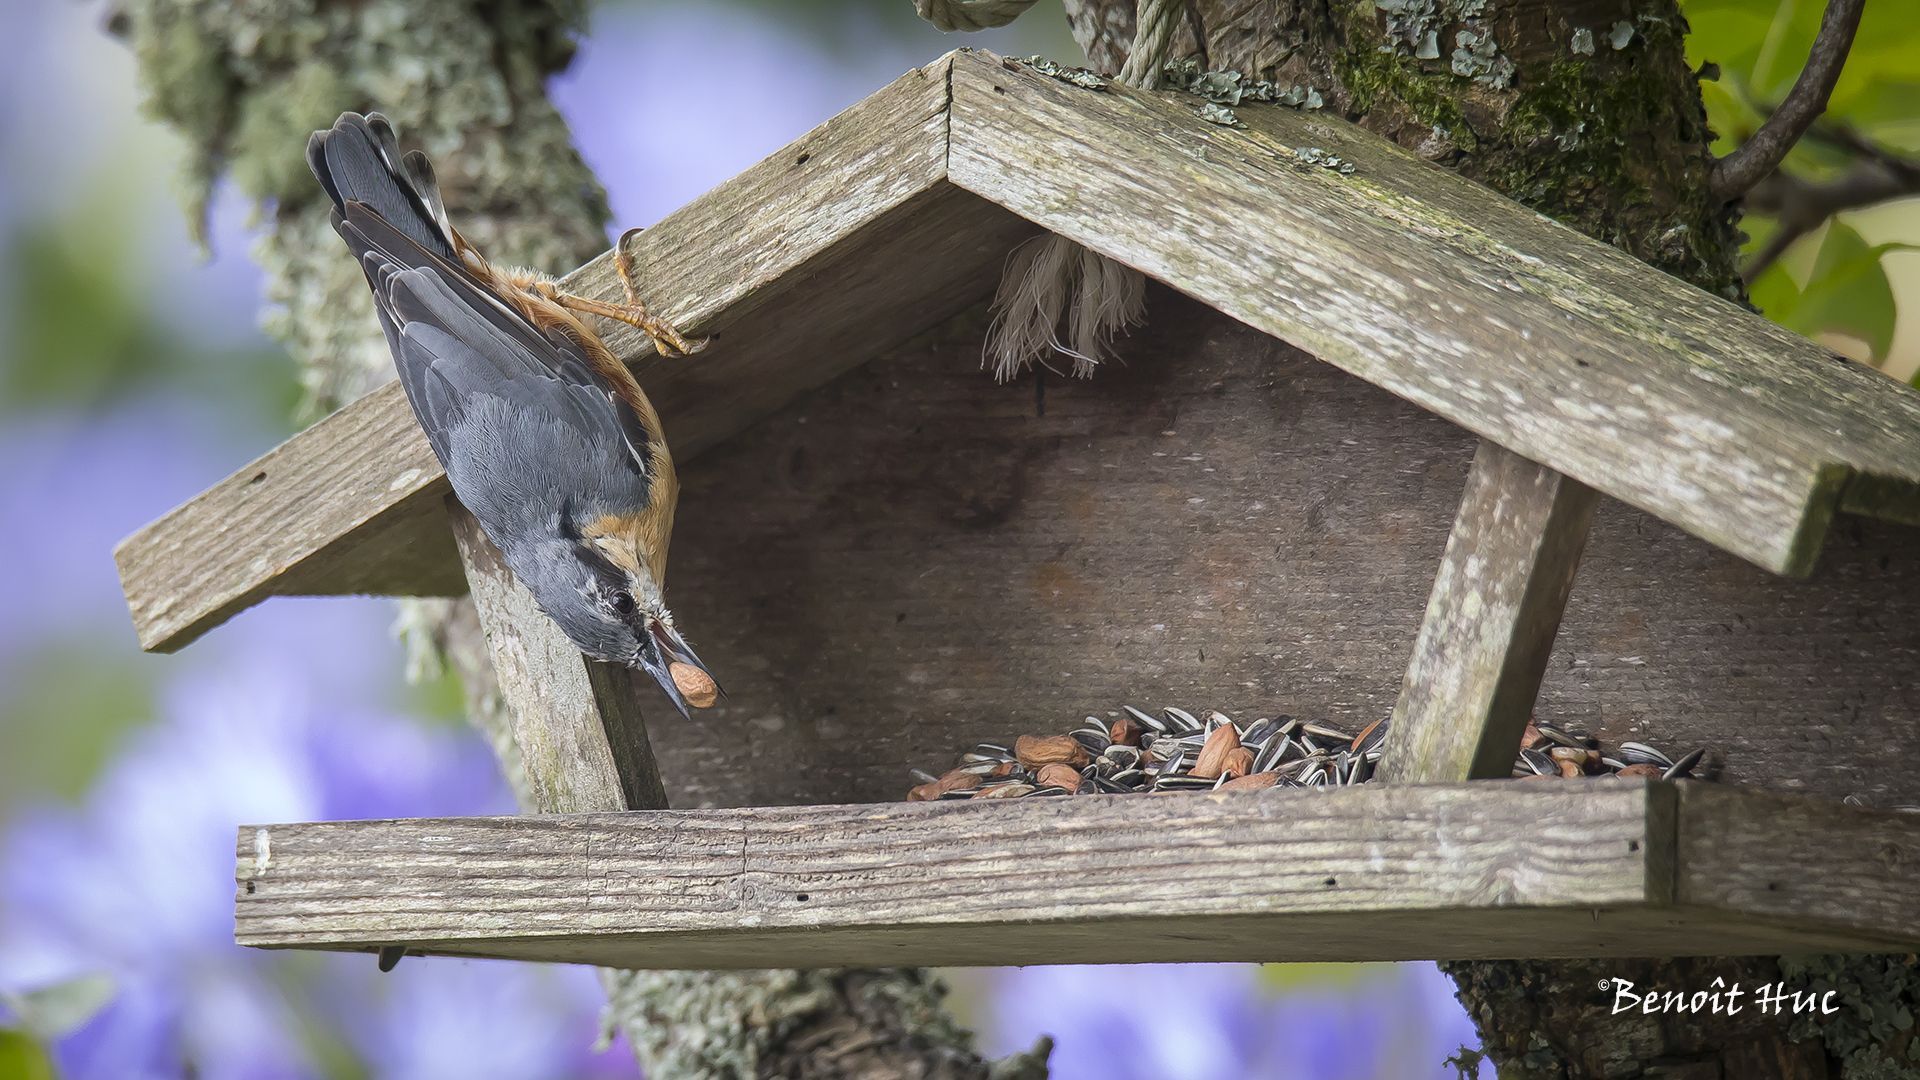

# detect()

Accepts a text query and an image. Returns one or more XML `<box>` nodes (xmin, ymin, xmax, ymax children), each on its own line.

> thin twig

<box><xmin>1710</xmin><ymin>0</ymin><xmax>1866</xmax><ymax>201</ymax></box>
<box><xmin>1741</xmin><ymin>150</ymin><xmax>1920</xmax><ymax>283</ymax></box>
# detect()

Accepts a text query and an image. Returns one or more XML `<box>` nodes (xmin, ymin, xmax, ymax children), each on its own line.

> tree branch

<box><xmin>1740</xmin><ymin>124</ymin><xmax>1920</xmax><ymax>282</ymax></box>
<box><xmin>1710</xmin><ymin>0</ymin><xmax>1866</xmax><ymax>201</ymax></box>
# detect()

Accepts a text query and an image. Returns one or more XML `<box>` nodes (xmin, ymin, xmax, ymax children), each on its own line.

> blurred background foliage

<box><xmin>0</xmin><ymin>0</ymin><xmax>1912</xmax><ymax>1077</ymax></box>
<box><xmin>1686</xmin><ymin>0</ymin><xmax>1920</xmax><ymax>378</ymax></box>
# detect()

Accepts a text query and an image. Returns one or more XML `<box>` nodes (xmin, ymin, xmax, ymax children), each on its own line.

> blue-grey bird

<box><xmin>307</xmin><ymin>112</ymin><xmax>718</xmax><ymax>715</ymax></box>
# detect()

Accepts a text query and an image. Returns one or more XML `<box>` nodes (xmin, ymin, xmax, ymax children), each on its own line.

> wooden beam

<box><xmin>233</xmin><ymin>780</ymin><xmax>1920</xmax><ymax>969</ymax></box>
<box><xmin>1378</xmin><ymin>441</ymin><xmax>1598</xmax><ymax>784</ymax></box>
<box><xmin>448</xmin><ymin>502</ymin><xmax>667</xmax><ymax>814</ymax></box>
<box><xmin>946</xmin><ymin>50</ymin><xmax>1920</xmax><ymax>575</ymax></box>
<box><xmin>116</xmin><ymin>53</ymin><xmax>1037</xmax><ymax>653</ymax></box>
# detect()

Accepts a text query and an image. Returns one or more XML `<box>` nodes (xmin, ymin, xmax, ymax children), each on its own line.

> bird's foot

<box><xmin>544</xmin><ymin>226</ymin><xmax>709</xmax><ymax>357</ymax></box>
<box><xmin>609</xmin><ymin>226</ymin><xmax>707</xmax><ymax>358</ymax></box>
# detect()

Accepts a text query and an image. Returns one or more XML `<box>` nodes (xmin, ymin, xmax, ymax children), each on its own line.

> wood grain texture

<box><xmin>945</xmin><ymin>50</ymin><xmax>1920</xmax><ymax>575</ymax></box>
<box><xmin>1380</xmin><ymin>442</ymin><xmax>1598</xmax><ymax>783</ymax></box>
<box><xmin>650</xmin><ymin>294</ymin><xmax>1920</xmax><ymax>812</ymax></box>
<box><xmin>233</xmin><ymin>780</ymin><xmax>1920</xmax><ymax>967</ymax></box>
<box><xmin>113</xmin><ymin>396</ymin><xmax>463</xmax><ymax>654</ymax></box>
<box><xmin>449</xmin><ymin>501</ymin><xmax>668</xmax><ymax>815</ymax></box>
<box><xmin>1674</xmin><ymin>781</ymin><xmax>1920</xmax><ymax>949</ymax></box>
<box><xmin>116</xmin><ymin>53</ymin><xmax>1037</xmax><ymax>653</ymax></box>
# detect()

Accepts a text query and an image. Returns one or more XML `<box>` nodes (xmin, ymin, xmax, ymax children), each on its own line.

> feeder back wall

<box><xmin>655</xmin><ymin>290</ymin><xmax>1920</xmax><ymax>811</ymax></box>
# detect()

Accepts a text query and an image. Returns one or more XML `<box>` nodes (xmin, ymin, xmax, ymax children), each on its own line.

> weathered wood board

<box><xmin>119</xmin><ymin>49</ymin><xmax>1920</xmax><ymax>654</ymax></box>
<box><xmin>648</xmin><ymin>291</ymin><xmax>1920</xmax><ymax>812</ymax></box>
<box><xmin>233</xmin><ymin>779</ymin><xmax>1920</xmax><ymax>968</ymax></box>
<box><xmin>1380</xmin><ymin>441</ymin><xmax>1597</xmax><ymax>783</ymax></box>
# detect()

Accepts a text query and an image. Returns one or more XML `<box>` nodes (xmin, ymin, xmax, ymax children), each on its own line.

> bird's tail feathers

<box><xmin>307</xmin><ymin>112</ymin><xmax>455</xmax><ymax>259</ymax></box>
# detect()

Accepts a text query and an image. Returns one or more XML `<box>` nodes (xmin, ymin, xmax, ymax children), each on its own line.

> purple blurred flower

<box><xmin>0</xmin><ymin>392</ymin><xmax>630</xmax><ymax>1078</ymax></box>
<box><xmin>0</xmin><ymin>399</ymin><xmax>254</xmax><ymax>671</ymax></box>
<box><xmin>979</xmin><ymin>963</ymin><xmax>1486</xmax><ymax>1079</ymax></box>
<box><xmin>0</xmin><ymin>621</ymin><xmax>633</xmax><ymax>1079</ymax></box>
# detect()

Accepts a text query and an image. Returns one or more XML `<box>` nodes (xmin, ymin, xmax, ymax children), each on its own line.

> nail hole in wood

<box><xmin>248</xmin><ymin>471</ymin><xmax>267</xmax><ymax>485</ymax></box>
<box><xmin>796</xmin><ymin>893</ymin><xmax>810</xmax><ymax>902</ymax></box>
<box><xmin>795</xmin><ymin>152</ymin><xmax>810</xmax><ymax>166</ymax></box>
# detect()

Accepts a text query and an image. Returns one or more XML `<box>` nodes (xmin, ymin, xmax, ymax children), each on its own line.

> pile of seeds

<box><xmin>906</xmin><ymin>707</ymin><xmax>1707</xmax><ymax>802</ymax></box>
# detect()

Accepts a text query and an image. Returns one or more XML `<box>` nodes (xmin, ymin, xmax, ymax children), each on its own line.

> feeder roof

<box><xmin>118</xmin><ymin>49</ymin><xmax>1920</xmax><ymax>653</ymax></box>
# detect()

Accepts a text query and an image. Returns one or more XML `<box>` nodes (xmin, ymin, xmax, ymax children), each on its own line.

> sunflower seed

<box><xmin>1663</xmin><ymin>747</ymin><xmax>1704</xmax><ymax>779</ymax></box>
<box><xmin>908</xmin><ymin>704</ymin><xmax>1713</xmax><ymax>803</ymax></box>
<box><xmin>1125</xmin><ymin>705</ymin><xmax>1167</xmax><ymax>732</ymax></box>
<box><xmin>1520</xmin><ymin>748</ymin><xmax>1556</xmax><ymax>776</ymax></box>
<box><xmin>1536</xmin><ymin>723</ymin><xmax>1591</xmax><ymax>749</ymax></box>
<box><xmin>1164</xmin><ymin>707</ymin><xmax>1202</xmax><ymax>732</ymax></box>
<box><xmin>1618</xmin><ymin>741</ymin><xmax>1672</xmax><ymax>768</ymax></box>
<box><xmin>1071</xmin><ymin>727</ymin><xmax>1112</xmax><ymax>753</ymax></box>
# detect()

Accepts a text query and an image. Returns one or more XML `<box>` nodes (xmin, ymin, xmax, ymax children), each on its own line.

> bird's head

<box><xmin>511</xmin><ymin>534</ymin><xmax>718</xmax><ymax>717</ymax></box>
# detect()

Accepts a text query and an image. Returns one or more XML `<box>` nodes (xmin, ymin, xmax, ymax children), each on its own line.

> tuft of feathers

<box><xmin>983</xmin><ymin>234</ymin><xmax>1146</xmax><ymax>382</ymax></box>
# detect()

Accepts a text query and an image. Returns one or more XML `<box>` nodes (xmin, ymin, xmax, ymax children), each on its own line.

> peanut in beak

<box><xmin>669</xmin><ymin>661</ymin><xmax>718</xmax><ymax>708</ymax></box>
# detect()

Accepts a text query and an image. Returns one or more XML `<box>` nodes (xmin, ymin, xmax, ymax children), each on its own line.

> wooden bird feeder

<box><xmin>118</xmin><ymin>51</ymin><xmax>1920</xmax><ymax>969</ymax></box>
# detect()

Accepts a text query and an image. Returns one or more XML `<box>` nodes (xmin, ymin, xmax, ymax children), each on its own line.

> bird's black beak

<box><xmin>634</xmin><ymin>619</ymin><xmax>719</xmax><ymax>718</ymax></box>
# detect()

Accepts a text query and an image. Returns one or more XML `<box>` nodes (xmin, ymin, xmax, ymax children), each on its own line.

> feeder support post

<box><xmin>1379</xmin><ymin>439</ymin><xmax>1598</xmax><ymax>783</ymax></box>
<box><xmin>447</xmin><ymin>498</ymin><xmax>669</xmax><ymax>814</ymax></box>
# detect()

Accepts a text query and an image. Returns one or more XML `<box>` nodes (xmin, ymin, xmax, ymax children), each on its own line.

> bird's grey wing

<box><xmin>330</xmin><ymin>202</ymin><xmax>657</xmax><ymax>495</ymax></box>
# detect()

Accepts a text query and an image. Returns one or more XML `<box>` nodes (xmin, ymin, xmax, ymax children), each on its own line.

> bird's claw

<box><xmin>634</xmin><ymin>312</ymin><xmax>709</xmax><ymax>359</ymax></box>
<box><xmin>614</xmin><ymin>227</ymin><xmax>708</xmax><ymax>358</ymax></box>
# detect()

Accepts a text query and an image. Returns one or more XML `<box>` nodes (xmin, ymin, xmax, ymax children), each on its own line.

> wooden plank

<box><xmin>645</xmin><ymin>294</ymin><xmax>1920</xmax><ymax>813</ymax></box>
<box><xmin>240</xmin><ymin>781</ymin><xmax>1661</xmax><ymax>965</ymax></box>
<box><xmin>116</xmin><ymin>53</ymin><xmax>1039</xmax><ymax>653</ymax></box>
<box><xmin>1675</xmin><ymin>782</ymin><xmax>1920</xmax><ymax>948</ymax></box>
<box><xmin>945</xmin><ymin>50</ymin><xmax>1920</xmax><ymax>576</ymax></box>
<box><xmin>448</xmin><ymin>502</ymin><xmax>667</xmax><ymax>815</ymax></box>
<box><xmin>113</xmin><ymin>396</ymin><xmax>464</xmax><ymax>654</ymax></box>
<box><xmin>1378</xmin><ymin>441</ymin><xmax>1598</xmax><ymax>783</ymax></box>
<box><xmin>233</xmin><ymin>780</ymin><xmax>1920</xmax><ymax>968</ymax></box>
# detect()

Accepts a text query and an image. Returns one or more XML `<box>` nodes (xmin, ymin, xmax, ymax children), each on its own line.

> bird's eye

<box><xmin>609</xmin><ymin>591</ymin><xmax>636</xmax><ymax>617</ymax></box>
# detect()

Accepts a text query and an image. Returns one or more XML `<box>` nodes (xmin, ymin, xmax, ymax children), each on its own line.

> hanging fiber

<box><xmin>985</xmin><ymin>234</ymin><xmax>1149</xmax><ymax>380</ymax></box>
<box><xmin>908</xmin><ymin>0</ymin><xmax>1190</xmax><ymax>381</ymax></box>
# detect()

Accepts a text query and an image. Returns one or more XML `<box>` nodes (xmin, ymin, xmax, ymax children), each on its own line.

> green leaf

<box><xmin>1748</xmin><ymin>259</ymin><xmax>1803</xmax><ymax>319</ymax></box>
<box><xmin>1682</xmin><ymin>0</ymin><xmax>1920</xmax><ymax>163</ymax></box>
<box><xmin>1774</xmin><ymin>223</ymin><xmax>1911</xmax><ymax>360</ymax></box>
<box><xmin>0</xmin><ymin>1030</ymin><xmax>57</xmax><ymax>1080</ymax></box>
<box><xmin>0</xmin><ymin>974</ymin><xmax>115</xmax><ymax>1041</ymax></box>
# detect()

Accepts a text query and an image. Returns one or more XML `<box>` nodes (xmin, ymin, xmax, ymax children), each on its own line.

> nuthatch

<box><xmin>308</xmin><ymin>112</ymin><xmax>718</xmax><ymax>715</ymax></box>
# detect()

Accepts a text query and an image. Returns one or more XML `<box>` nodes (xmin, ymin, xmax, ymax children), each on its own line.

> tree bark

<box><xmin>1059</xmin><ymin>1</ymin><xmax>1915</xmax><ymax>1076</ymax></box>
<box><xmin>114</xmin><ymin>1</ymin><xmax>1045</xmax><ymax>1076</ymax></box>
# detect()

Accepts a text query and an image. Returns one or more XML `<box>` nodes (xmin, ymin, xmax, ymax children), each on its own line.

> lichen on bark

<box><xmin>113</xmin><ymin>1</ymin><xmax>1041</xmax><ymax>1075</ymax></box>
